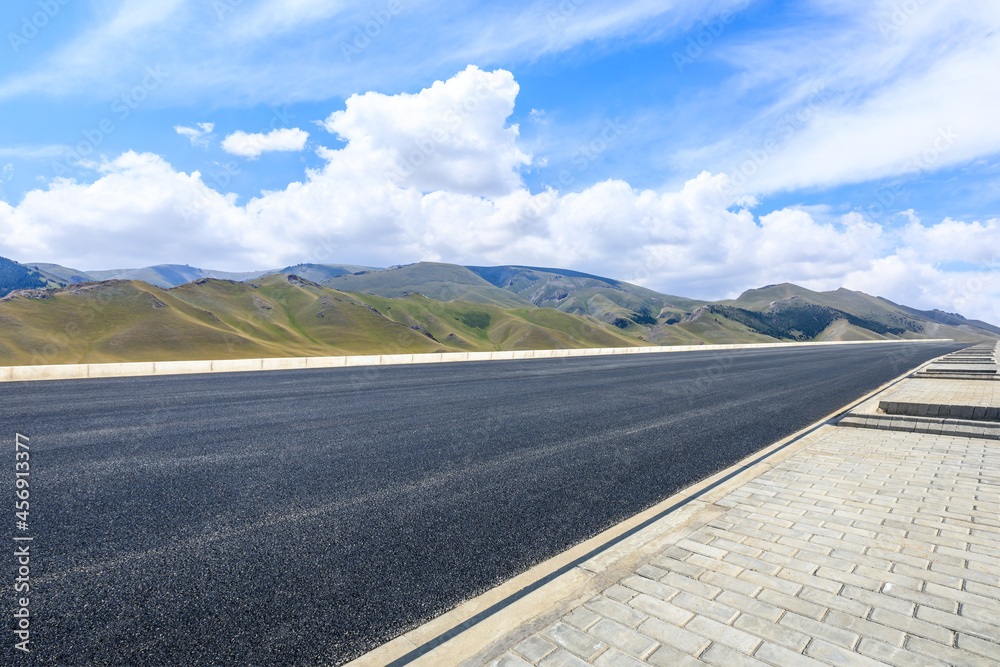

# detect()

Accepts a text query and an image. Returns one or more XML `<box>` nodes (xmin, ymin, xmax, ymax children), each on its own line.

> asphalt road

<box><xmin>0</xmin><ymin>341</ymin><xmax>962</xmax><ymax>665</ymax></box>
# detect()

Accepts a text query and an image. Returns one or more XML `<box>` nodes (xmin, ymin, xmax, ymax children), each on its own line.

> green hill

<box><xmin>0</xmin><ymin>274</ymin><xmax>637</xmax><ymax>366</ymax></box>
<box><xmin>351</xmin><ymin>292</ymin><xmax>639</xmax><ymax>351</ymax></box>
<box><xmin>468</xmin><ymin>265</ymin><xmax>707</xmax><ymax>330</ymax></box>
<box><xmin>710</xmin><ymin>283</ymin><xmax>997</xmax><ymax>342</ymax></box>
<box><xmin>24</xmin><ymin>262</ymin><xmax>89</xmax><ymax>285</ymax></box>
<box><xmin>321</xmin><ymin>262</ymin><xmax>535</xmax><ymax>308</ymax></box>
<box><xmin>274</xmin><ymin>263</ymin><xmax>376</xmax><ymax>283</ymax></box>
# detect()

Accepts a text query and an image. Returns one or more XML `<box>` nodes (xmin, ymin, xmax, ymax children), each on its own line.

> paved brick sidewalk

<box><xmin>852</xmin><ymin>378</ymin><xmax>1000</xmax><ymax>414</ymax></box>
<box><xmin>476</xmin><ymin>372</ymin><xmax>1000</xmax><ymax>666</ymax></box>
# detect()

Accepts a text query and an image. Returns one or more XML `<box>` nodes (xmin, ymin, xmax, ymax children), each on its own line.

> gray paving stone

<box><xmin>649</xmin><ymin>555</ymin><xmax>705</xmax><ymax>579</ymax></box>
<box><xmin>823</xmin><ymin>609</ymin><xmax>906</xmax><ymax>647</ymax></box>
<box><xmin>636</xmin><ymin>618</ymin><xmax>710</xmax><ymax>655</ymax></box>
<box><xmin>661</xmin><ymin>572</ymin><xmax>722</xmax><ymax>600</ymax></box>
<box><xmin>584</xmin><ymin>596</ymin><xmax>647</xmax><ymax>628</ymax></box>
<box><xmin>592</xmin><ymin>647</ymin><xmax>648</xmax><ymax>667</ymax></box>
<box><xmin>854</xmin><ymin>638</ymin><xmax>946</xmax><ymax>667</ymax></box>
<box><xmin>794</xmin><ymin>587</ymin><xmax>866</xmax><ymax>618</ymax></box>
<box><xmin>738</xmin><ymin>569</ymin><xmax>802</xmax><ymax>597</ymax></box>
<box><xmin>804</xmin><ymin>639</ymin><xmax>882</xmax><ymax>666</ymax></box>
<box><xmin>882</xmin><ymin>585</ymin><xmax>959</xmax><ymax>613</ymax></box>
<box><xmin>685</xmin><ymin>615</ymin><xmax>762</xmax><ymax>654</ymax></box>
<box><xmin>629</xmin><ymin>594</ymin><xmax>695</xmax><ymax>627</ymax></box>
<box><xmin>620</xmin><ymin>575</ymin><xmax>679</xmax><ymax>601</ymax></box>
<box><xmin>964</xmin><ymin>580</ymin><xmax>1000</xmax><ymax>601</ymax></box>
<box><xmin>906</xmin><ymin>636</ymin><xmax>999</xmax><ymax>667</ymax></box>
<box><xmin>514</xmin><ymin>635</ymin><xmax>558</xmax><ymax>663</ymax></box>
<box><xmin>645</xmin><ymin>644</ymin><xmax>708</xmax><ymax>667</ymax></box>
<box><xmin>779</xmin><ymin>612</ymin><xmax>858</xmax><ymax>649</ymax></box>
<box><xmin>867</xmin><ymin>607</ymin><xmax>953</xmax><ymax>644</ymax></box>
<box><xmin>542</xmin><ymin>622</ymin><xmax>608</xmax><ymax>661</ymax></box>
<box><xmin>670</xmin><ymin>591</ymin><xmax>739</xmax><ymax>624</ymax></box>
<box><xmin>490</xmin><ymin>654</ymin><xmax>535</xmax><ymax>667</ymax></box>
<box><xmin>733</xmin><ymin>612</ymin><xmax>810</xmax><ymax>652</ymax></box>
<box><xmin>687</xmin><ymin>552</ymin><xmax>744</xmax><ymax>578</ymax></box>
<box><xmin>756</xmin><ymin>589</ymin><xmax>827</xmax><ymax>620</ymax></box>
<box><xmin>957</xmin><ymin>633</ymin><xmax>1000</xmax><ymax>662</ymax></box>
<box><xmin>753</xmin><ymin>641</ymin><xmax>828</xmax><ymax>667</ymax></box>
<box><xmin>604</xmin><ymin>584</ymin><xmax>637</xmax><ymax>603</ymax></box>
<box><xmin>699</xmin><ymin>571</ymin><xmax>762</xmax><ymax>599</ymax></box>
<box><xmin>715</xmin><ymin>591</ymin><xmax>783</xmax><ymax>623</ymax></box>
<box><xmin>587</xmin><ymin>619</ymin><xmax>657</xmax><ymax>659</ymax></box>
<box><xmin>700</xmin><ymin>642</ymin><xmax>772</xmax><ymax>667</ymax></box>
<box><xmin>724</xmin><ymin>553</ymin><xmax>783</xmax><ymax>576</ymax></box>
<box><xmin>635</xmin><ymin>564</ymin><xmax>669</xmax><ymax>581</ymax></box>
<box><xmin>564</xmin><ymin>606</ymin><xmax>602</xmax><ymax>631</ymax></box>
<box><xmin>676</xmin><ymin>539</ymin><xmax>728</xmax><ymax>561</ymax></box>
<box><xmin>539</xmin><ymin>648</ymin><xmax>597</xmax><ymax>667</ymax></box>
<box><xmin>915</xmin><ymin>605</ymin><xmax>1000</xmax><ymax>640</ymax></box>
<box><xmin>923</xmin><ymin>581</ymin><xmax>995</xmax><ymax>609</ymax></box>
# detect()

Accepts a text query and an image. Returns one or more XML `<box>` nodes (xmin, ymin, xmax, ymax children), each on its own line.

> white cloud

<box><xmin>703</xmin><ymin>1</ymin><xmax>1000</xmax><ymax>195</ymax></box>
<box><xmin>0</xmin><ymin>1</ymin><xmax>749</xmax><ymax>105</ymax></box>
<box><xmin>221</xmin><ymin>128</ymin><xmax>309</xmax><ymax>158</ymax></box>
<box><xmin>319</xmin><ymin>65</ymin><xmax>529</xmax><ymax>196</ymax></box>
<box><xmin>0</xmin><ymin>66</ymin><xmax>998</xmax><ymax>326</ymax></box>
<box><xmin>174</xmin><ymin>122</ymin><xmax>215</xmax><ymax>148</ymax></box>
<box><xmin>0</xmin><ymin>0</ymin><xmax>187</xmax><ymax>100</ymax></box>
<box><xmin>0</xmin><ymin>145</ymin><xmax>72</xmax><ymax>160</ymax></box>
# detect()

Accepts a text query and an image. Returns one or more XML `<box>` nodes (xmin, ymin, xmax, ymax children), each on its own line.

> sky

<box><xmin>0</xmin><ymin>0</ymin><xmax>998</xmax><ymax>323</ymax></box>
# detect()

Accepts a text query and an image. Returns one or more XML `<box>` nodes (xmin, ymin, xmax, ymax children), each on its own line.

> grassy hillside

<box><xmin>717</xmin><ymin>283</ymin><xmax>998</xmax><ymax>342</ymax></box>
<box><xmin>468</xmin><ymin>265</ymin><xmax>707</xmax><ymax>327</ymax></box>
<box><xmin>351</xmin><ymin>292</ymin><xmax>639</xmax><ymax>351</ymax></box>
<box><xmin>275</xmin><ymin>263</ymin><xmax>376</xmax><ymax>283</ymax></box>
<box><xmin>0</xmin><ymin>275</ymin><xmax>637</xmax><ymax>366</ymax></box>
<box><xmin>321</xmin><ymin>262</ymin><xmax>535</xmax><ymax>308</ymax></box>
<box><xmin>25</xmin><ymin>262</ymin><xmax>90</xmax><ymax>285</ymax></box>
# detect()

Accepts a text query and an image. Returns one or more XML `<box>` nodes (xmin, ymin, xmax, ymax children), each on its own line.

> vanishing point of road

<box><xmin>0</xmin><ymin>341</ymin><xmax>962</xmax><ymax>665</ymax></box>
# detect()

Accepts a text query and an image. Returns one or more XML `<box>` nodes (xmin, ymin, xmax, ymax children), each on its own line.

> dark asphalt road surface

<box><xmin>0</xmin><ymin>342</ymin><xmax>962</xmax><ymax>665</ymax></box>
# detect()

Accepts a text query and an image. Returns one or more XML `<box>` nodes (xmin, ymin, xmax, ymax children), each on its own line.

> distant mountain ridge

<box><xmin>0</xmin><ymin>256</ymin><xmax>996</xmax><ymax>367</ymax></box>
<box><xmin>0</xmin><ymin>257</ymin><xmax>52</xmax><ymax>297</ymax></box>
<box><xmin>24</xmin><ymin>261</ymin><xmax>379</xmax><ymax>289</ymax></box>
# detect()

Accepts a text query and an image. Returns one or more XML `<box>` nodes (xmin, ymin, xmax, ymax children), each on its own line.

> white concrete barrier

<box><xmin>153</xmin><ymin>360</ymin><xmax>213</xmax><ymax>375</ymax></box>
<box><xmin>0</xmin><ymin>338</ymin><xmax>956</xmax><ymax>383</ymax></box>
<box><xmin>261</xmin><ymin>357</ymin><xmax>308</xmax><ymax>371</ymax></box>
<box><xmin>11</xmin><ymin>363</ymin><xmax>89</xmax><ymax>381</ymax></box>
<box><xmin>380</xmin><ymin>354</ymin><xmax>414</xmax><ymax>365</ymax></box>
<box><xmin>306</xmin><ymin>356</ymin><xmax>348</xmax><ymax>369</ymax></box>
<box><xmin>343</xmin><ymin>355</ymin><xmax>382</xmax><ymax>367</ymax></box>
<box><xmin>211</xmin><ymin>359</ymin><xmax>264</xmax><ymax>373</ymax></box>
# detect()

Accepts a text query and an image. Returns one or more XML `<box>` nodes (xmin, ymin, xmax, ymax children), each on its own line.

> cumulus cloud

<box><xmin>319</xmin><ymin>65</ymin><xmax>530</xmax><ymax>196</ymax></box>
<box><xmin>221</xmin><ymin>128</ymin><xmax>310</xmax><ymax>158</ymax></box>
<box><xmin>0</xmin><ymin>66</ymin><xmax>997</xmax><ymax>325</ymax></box>
<box><xmin>174</xmin><ymin>122</ymin><xmax>215</xmax><ymax>148</ymax></box>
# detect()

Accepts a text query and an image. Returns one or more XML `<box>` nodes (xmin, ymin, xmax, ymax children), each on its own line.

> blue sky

<box><xmin>1</xmin><ymin>0</ymin><xmax>998</xmax><ymax>322</ymax></box>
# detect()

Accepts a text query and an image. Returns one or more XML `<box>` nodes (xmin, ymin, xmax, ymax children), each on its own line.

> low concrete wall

<box><xmin>0</xmin><ymin>338</ymin><xmax>955</xmax><ymax>383</ymax></box>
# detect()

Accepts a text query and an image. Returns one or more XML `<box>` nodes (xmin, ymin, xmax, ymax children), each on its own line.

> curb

<box><xmin>0</xmin><ymin>338</ymin><xmax>954</xmax><ymax>383</ymax></box>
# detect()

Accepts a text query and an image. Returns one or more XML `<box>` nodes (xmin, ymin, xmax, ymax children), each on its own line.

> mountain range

<box><xmin>0</xmin><ymin>256</ymin><xmax>996</xmax><ymax>367</ymax></box>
